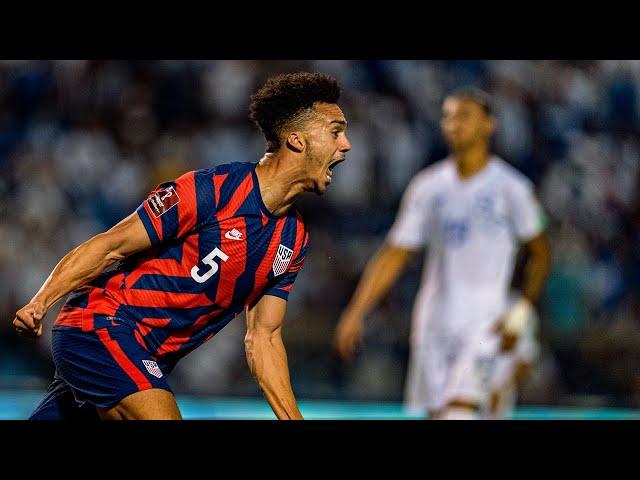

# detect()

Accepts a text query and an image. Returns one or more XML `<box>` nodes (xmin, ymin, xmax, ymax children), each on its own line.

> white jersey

<box><xmin>388</xmin><ymin>156</ymin><xmax>546</xmax><ymax>347</ymax></box>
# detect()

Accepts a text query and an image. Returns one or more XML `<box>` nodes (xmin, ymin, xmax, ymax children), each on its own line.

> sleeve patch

<box><xmin>147</xmin><ymin>185</ymin><xmax>180</xmax><ymax>218</ymax></box>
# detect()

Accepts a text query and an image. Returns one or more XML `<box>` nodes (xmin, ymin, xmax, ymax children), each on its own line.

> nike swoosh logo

<box><xmin>225</xmin><ymin>230</ymin><xmax>243</xmax><ymax>241</ymax></box>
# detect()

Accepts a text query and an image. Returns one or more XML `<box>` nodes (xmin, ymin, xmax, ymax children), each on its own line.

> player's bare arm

<box><xmin>334</xmin><ymin>243</ymin><xmax>417</xmax><ymax>359</ymax></box>
<box><xmin>244</xmin><ymin>294</ymin><xmax>303</xmax><ymax>420</ymax></box>
<box><xmin>495</xmin><ymin>232</ymin><xmax>551</xmax><ymax>351</ymax></box>
<box><xmin>520</xmin><ymin>232</ymin><xmax>552</xmax><ymax>304</ymax></box>
<box><xmin>12</xmin><ymin>212</ymin><xmax>152</xmax><ymax>338</ymax></box>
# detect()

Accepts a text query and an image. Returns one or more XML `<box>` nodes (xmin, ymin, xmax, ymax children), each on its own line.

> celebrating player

<box><xmin>14</xmin><ymin>72</ymin><xmax>351</xmax><ymax>420</ymax></box>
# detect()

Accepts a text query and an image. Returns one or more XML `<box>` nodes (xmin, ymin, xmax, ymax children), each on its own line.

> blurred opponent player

<box><xmin>334</xmin><ymin>88</ymin><xmax>550</xmax><ymax>420</ymax></box>
<box><xmin>13</xmin><ymin>72</ymin><xmax>351</xmax><ymax>420</ymax></box>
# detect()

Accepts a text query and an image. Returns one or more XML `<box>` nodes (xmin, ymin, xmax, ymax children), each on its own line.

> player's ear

<box><xmin>485</xmin><ymin>114</ymin><xmax>496</xmax><ymax>137</ymax></box>
<box><xmin>286</xmin><ymin>131</ymin><xmax>305</xmax><ymax>153</ymax></box>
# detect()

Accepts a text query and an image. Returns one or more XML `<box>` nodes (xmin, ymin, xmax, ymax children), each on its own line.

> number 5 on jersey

<box><xmin>191</xmin><ymin>247</ymin><xmax>229</xmax><ymax>283</ymax></box>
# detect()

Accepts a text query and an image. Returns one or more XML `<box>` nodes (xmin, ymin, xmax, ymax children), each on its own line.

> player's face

<box><xmin>303</xmin><ymin>103</ymin><xmax>351</xmax><ymax>194</ymax></box>
<box><xmin>441</xmin><ymin>97</ymin><xmax>494</xmax><ymax>152</ymax></box>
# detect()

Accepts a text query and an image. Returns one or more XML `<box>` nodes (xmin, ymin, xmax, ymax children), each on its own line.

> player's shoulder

<box><xmin>291</xmin><ymin>207</ymin><xmax>310</xmax><ymax>248</ymax></box>
<box><xmin>193</xmin><ymin>161</ymin><xmax>254</xmax><ymax>180</ymax></box>
<box><xmin>491</xmin><ymin>156</ymin><xmax>534</xmax><ymax>190</ymax></box>
<box><xmin>289</xmin><ymin>205</ymin><xmax>308</xmax><ymax>230</ymax></box>
<box><xmin>188</xmin><ymin>162</ymin><xmax>257</xmax><ymax>198</ymax></box>
<box><xmin>406</xmin><ymin>158</ymin><xmax>453</xmax><ymax>190</ymax></box>
<box><xmin>216</xmin><ymin>161</ymin><xmax>254</xmax><ymax>175</ymax></box>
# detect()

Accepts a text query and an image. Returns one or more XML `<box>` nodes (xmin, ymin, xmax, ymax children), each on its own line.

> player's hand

<box><xmin>492</xmin><ymin>297</ymin><xmax>533</xmax><ymax>352</ymax></box>
<box><xmin>492</xmin><ymin>317</ymin><xmax>519</xmax><ymax>352</ymax></box>
<box><xmin>334</xmin><ymin>310</ymin><xmax>364</xmax><ymax>360</ymax></box>
<box><xmin>13</xmin><ymin>301</ymin><xmax>47</xmax><ymax>338</ymax></box>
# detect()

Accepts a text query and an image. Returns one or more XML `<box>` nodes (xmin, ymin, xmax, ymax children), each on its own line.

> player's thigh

<box><xmin>30</xmin><ymin>373</ymin><xmax>100</xmax><ymax>420</ymax></box>
<box><xmin>98</xmin><ymin>388</ymin><xmax>182</xmax><ymax>420</ymax></box>
<box><xmin>489</xmin><ymin>382</ymin><xmax>517</xmax><ymax>419</ymax></box>
<box><xmin>406</xmin><ymin>343</ymin><xmax>450</xmax><ymax>412</ymax></box>
<box><xmin>444</xmin><ymin>335</ymin><xmax>499</xmax><ymax>409</ymax></box>
<box><xmin>52</xmin><ymin>321</ymin><xmax>175</xmax><ymax>415</ymax></box>
<box><xmin>490</xmin><ymin>353</ymin><xmax>517</xmax><ymax>394</ymax></box>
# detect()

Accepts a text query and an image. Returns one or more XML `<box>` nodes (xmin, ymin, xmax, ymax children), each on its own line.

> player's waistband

<box><xmin>54</xmin><ymin>308</ymin><xmax>128</xmax><ymax>331</ymax></box>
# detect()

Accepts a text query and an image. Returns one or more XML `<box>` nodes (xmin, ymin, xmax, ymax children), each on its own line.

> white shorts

<box><xmin>490</xmin><ymin>316</ymin><xmax>539</xmax><ymax>391</ymax></box>
<box><xmin>404</xmin><ymin>325</ymin><xmax>501</xmax><ymax>413</ymax></box>
<box><xmin>404</xmin><ymin>315</ymin><xmax>540</xmax><ymax>415</ymax></box>
<box><xmin>487</xmin><ymin>316</ymin><xmax>539</xmax><ymax>418</ymax></box>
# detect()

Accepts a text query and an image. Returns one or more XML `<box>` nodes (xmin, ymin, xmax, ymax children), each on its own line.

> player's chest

<box><xmin>430</xmin><ymin>187</ymin><xmax>509</xmax><ymax>243</ymax></box>
<box><xmin>186</xmin><ymin>216</ymin><xmax>297</xmax><ymax>285</ymax></box>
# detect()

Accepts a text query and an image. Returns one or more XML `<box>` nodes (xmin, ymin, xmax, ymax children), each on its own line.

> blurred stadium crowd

<box><xmin>1</xmin><ymin>60</ymin><xmax>640</xmax><ymax>409</ymax></box>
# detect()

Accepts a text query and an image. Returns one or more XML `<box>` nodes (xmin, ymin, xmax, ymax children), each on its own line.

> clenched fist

<box><xmin>13</xmin><ymin>301</ymin><xmax>47</xmax><ymax>338</ymax></box>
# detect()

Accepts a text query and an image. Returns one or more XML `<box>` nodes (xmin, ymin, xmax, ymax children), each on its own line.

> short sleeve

<box><xmin>136</xmin><ymin>170</ymin><xmax>207</xmax><ymax>246</ymax></box>
<box><xmin>507</xmin><ymin>175</ymin><xmax>547</xmax><ymax>242</ymax></box>
<box><xmin>264</xmin><ymin>229</ymin><xmax>310</xmax><ymax>301</ymax></box>
<box><xmin>386</xmin><ymin>174</ymin><xmax>432</xmax><ymax>249</ymax></box>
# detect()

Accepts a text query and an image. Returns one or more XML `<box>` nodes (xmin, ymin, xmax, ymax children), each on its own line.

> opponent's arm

<box><xmin>520</xmin><ymin>232</ymin><xmax>552</xmax><ymax>304</ymax></box>
<box><xmin>244</xmin><ymin>294</ymin><xmax>303</xmax><ymax>420</ymax></box>
<box><xmin>495</xmin><ymin>232</ymin><xmax>551</xmax><ymax>350</ymax></box>
<box><xmin>334</xmin><ymin>243</ymin><xmax>416</xmax><ymax>359</ymax></box>
<box><xmin>12</xmin><ymin>212</ymin><xmax>151</xmax><ymax>337</ymax></box>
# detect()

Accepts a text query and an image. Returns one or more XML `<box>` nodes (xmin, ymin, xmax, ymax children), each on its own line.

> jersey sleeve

<box><xmin>507</xmin><ymin>175</ymin><xmax>547</xmax><ymax>242</ymax></box>
<box><xmin>264</xmin><ymin>229</ymin><xmax>310</xmax><ymax>301</ymax></box>
<box><xmin>386</xmin><ymin>174</ymin><xmax>432</xmax><ymax>249</ymax></box>
<box><xmin>136</xmin><ymin>170</ymin><xmax>210</xmax><ymax>246</ymax></box>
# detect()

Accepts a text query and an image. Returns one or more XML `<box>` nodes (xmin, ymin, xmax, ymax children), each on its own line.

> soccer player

<box><xmin>13</xmin><ymin>72</ymin><xmax>351</xmax><ymax>420</ymax></box>
<box><xmin>334</xmin><ymin>87</ymin><xmax>551</xmax><ymax>420</ymax></box>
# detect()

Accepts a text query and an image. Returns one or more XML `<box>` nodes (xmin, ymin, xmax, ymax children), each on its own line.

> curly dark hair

<box><xmin>249</xmin><ymin>72</ymin><xmax>341</xmax><ymax>152</ymax></box>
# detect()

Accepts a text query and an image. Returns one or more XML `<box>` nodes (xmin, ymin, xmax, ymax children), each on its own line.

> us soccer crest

<box><xmin>272</xmin><ymin>244</ymin><xmax>294</xmax><ymax>276</ymax></box>
<box><xmin>142</xmin><ymin>360</ymin><xmax>163</xmax><ymax>378</ymax></box>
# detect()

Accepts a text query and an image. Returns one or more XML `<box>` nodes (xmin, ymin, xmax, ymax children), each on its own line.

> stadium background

<box><xmin>1</xmin><ymin>60</ymin><xmax>640</xmax><ymax>419</ymax></box>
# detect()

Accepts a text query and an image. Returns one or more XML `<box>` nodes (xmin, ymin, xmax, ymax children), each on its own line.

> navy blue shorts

<box><xmin>30</xmin><ymin>315</ymin><xmax>172</xmax><ymax>419</ymax></box>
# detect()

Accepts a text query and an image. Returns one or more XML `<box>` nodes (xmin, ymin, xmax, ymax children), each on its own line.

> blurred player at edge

<box><xmin>334</xmin><ymin>87</ymin><xmax>550</xmax><ymax>420</ymax></box>
<box><xmin>13</xmin><ymin>72</ymin><xmax>351</xmax><ymax>420</ymax></box>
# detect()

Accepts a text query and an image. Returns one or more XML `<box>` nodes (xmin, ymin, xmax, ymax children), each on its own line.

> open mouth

<box><xmin>326</xmin><ymin>158</ymin><xmax>345</xmax><ymax>181</ymax></box>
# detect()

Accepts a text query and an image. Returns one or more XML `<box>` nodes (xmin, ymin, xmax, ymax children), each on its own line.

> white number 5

<box><xmin>191</xmin><ymin>247</ymin><xmax>229</xmax><ymax>283</ymax></box>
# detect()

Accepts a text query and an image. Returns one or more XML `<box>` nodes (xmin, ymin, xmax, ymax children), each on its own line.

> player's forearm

<box><xmin>245</xmin><ymin>330</ymin><xmax>303</xmax><ymax>420</ymax></box>
<box><xmin>521</xmin><ymin>236</ymin><xmax>552</xmax><ymax>304</ymax></box>
<box><xmin>345</xmin><ymin>245</ymin><xmax>412</xmax><ymax>318</ymax></box>
<box><xmin>31</xmin><ymin>233</ymin><xmax>126</xmax><ymax>310</ymax></box>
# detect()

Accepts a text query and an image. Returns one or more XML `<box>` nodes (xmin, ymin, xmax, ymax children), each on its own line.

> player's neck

<box><xmin>254</xmin><ymin>153</ymin><xmax>307</xmax><ymax>217</ymax></box>
<box><xmin>453</xmin><ymin>146</ymin><xmax>491</xmax><ymax>180</ymax></box>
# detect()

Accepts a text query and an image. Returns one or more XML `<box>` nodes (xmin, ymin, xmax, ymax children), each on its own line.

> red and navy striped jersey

<box><xmin>54</xmin><ymin>162</ymin><xmax>309</xmax><ymax>367</ymax></box>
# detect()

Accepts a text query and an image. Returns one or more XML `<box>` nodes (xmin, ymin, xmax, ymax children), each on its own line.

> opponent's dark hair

<box><xmin>249</xmin><ymin>72</ymin><xmax>341</xmax><ymax>152</ymax></box>
<box><xmin>447</xmin><ymin>86</ymin><xmax>493</xmax><ymax>116</ymax></box>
